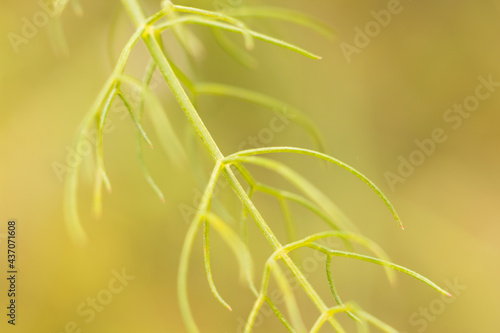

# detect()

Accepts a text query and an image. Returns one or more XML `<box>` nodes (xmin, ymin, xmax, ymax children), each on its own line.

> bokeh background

<box><xmin>1</xmin><ymin>0</ymin><xmax>499</xmax><ymax>332</ymax></box>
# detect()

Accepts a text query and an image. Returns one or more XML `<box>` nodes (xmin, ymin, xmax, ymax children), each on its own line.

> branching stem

<box><xmin>120</xmin><ymin>0</ymin><xmax>343</xmax><ymax>331</ymax></box>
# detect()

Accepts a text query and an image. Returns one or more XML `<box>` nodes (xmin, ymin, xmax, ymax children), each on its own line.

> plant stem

<box><xmin>120</xmin><ymin>0</ymin><xmax>340</xmax><ymax>330</ymax></box>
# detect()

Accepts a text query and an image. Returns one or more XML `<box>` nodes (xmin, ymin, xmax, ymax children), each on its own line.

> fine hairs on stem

<box><xmin>63</xmin><ymin>1</ymin><xmax>451</xmax><ymax>332</ymax></box>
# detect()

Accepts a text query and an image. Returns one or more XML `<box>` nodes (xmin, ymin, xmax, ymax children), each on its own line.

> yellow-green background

<box><xmin>1</xmin><ymin>0</ymin><xmax>498</xmax><ymax>332</ymax></box>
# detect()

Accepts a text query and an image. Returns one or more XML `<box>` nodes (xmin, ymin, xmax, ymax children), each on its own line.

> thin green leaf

<box><xmin>64</xmin><ymin>24</ymin><xmax>144</xmax><ymax>245</ymax></box>
<box><xmin>255</xmin><ymin>182</ymin><xmax>356</xmax><ymax>252</ymax></box>
<box><xmin>270</xmin><ymin>231</ymin><xmax>395</xmax><ymax>284</ymax></box>
<box><xmin>144</xmin><ymin>91</ymin><xmax>187</xmax><ymax>168</ymax></box>
<box><xmin>137</xmin><ymin>139</ymin><xmax>165</xmax><ymax>203</ymax></box>
<box><xmin>241</xmin><ymin>187</ymin><xmax>254</xmax><ymax>244</ymax></box>
<box><xmin>92</xmin><ymin>142</ymin><xmax>103</xmax><ymax>218</ymax></box>
<box><xmin>226</xmin><ymin>147</ymin><xmax>404</xmax><ymax>230</ymax></box>
<box><xmin>157</xmin><ymin>15</ymin><xmax>322</xmax><ymax>59</ymax></box>
<box><xmin>245</xmin><ymin>261</ymin><xmax>304</xmax><ymax>333</ymax></box>
<box><xmin>119</xmin><ymin>75</ymin><xmax>188</xmax><ymax>168</ymax></box>
<box><xmin>97</xmin><ymin>88</ymin><xmax>117</xmax><ymax>193</ymax></box>
<box><xmin>269</xmin><ymin>262</ymin><xmax>307</xmax><ymax>333</ymax></box>
<box><xmin>64</xmin><ymin>148</ymin><xmax>88</xmax><ymax>247</ymax></box>
<box><xmin>286</xmin><ymin>231</ymin><xmax>395</xmax><ymax>284</ymax></box>
<box><xmin>358</xmin><ymin>310</ymin><xmax>398</xmax><ymax>333</ymax></box>
<box><xmin>255</xmin><ymin>184</ymin><xmax>344</xmax><ymax>233</ymax></box>
<box><xmin>244</xmin><ymin>255</ymin><xmax>278</xmax><ymax>332</ymax></box>
<box><xmin>195</xmin><ymin>83</ymin><xmax>326</xmax><ymax>152</ymax></box>
<box><xmin>164</xmin><ymin>50</ymin><xmax>196</xmax><ymax>93</ymax></box>
<box><xmin>311</xmin><ymin>246</ymin><xmax>451</xmax><ymax>297</ymax></box>
<box><xmin>167</xmin><ymin>11</ymin><xmax>205</xmax><ymax>60</ymax></box>
<box><xmin>65</xmin><ymin>80</ymin><xmax>115</xmax><ymax>245</ymax></box>
<box><xmin>203</xmin><ymin>221</ymin><xmax>232</xmax><ymax>311</ymax></box>
<box><xmin>279</xmin><ymin>197</ymin><xmax>297</xmax><ymax>245</ymax></box>
<box><xmin>178</xmin><ymin>162</ymin><xmax>224</xmax><ymax>333</ymax></box>
<box><xmin>211</xmin><ymin>28</ymin><xmax>258</xmax><ymax>69</ymax></box>
<box><xmin>245</xmin><ymin>294</ymin><xmax>266</xmax><ymax>333</ymax></box>
<box><xmin>173</xmin><ymin>4</ymin><xmax>255</xmax><ymax>49</ymax></box>
<box><xmin>205</xmin><ymin>212</ymin><xmax>255</xmax><ymax>293</ymax></box>
<box><xmin>231</xmin><ymin>164</ymin><xmax>256</xmax><ymax>245</ymax></box>
<box><xmin>263</xmin><ymin>297</ymin><xmax>295</xmax><ymax>332</ymax></box>
<box><xmin>326</xmin><ymin>256</ymin><xmax>360</xmax><ymax>322</ymax></box>
<box><xmin>139</xmin><ymin>61</ymin><xmax>158</xmax><ymax>115</ymax></box>
<box><xmin>134</xmin><ymin>62</ymin><xmax>166</xmax><ymax>203</ymax></box>
<box><xmin>233</xmin><ymin>162</ymin><xmax>257</xmax><ymax>187</ymax></box>
<box><xmin>227</xmin><ymin>6</ymin><xmax>336</xmax><ymax>40</ymax></box>
<box><xmin>224</xmin><ymin>155</ymin><xmax>357</xmax><ymax>232</ymax></box>
<box><xmin>116</xmin><ymin>91</ymin><xmax>154</xmax><ymax>148</ymax></box>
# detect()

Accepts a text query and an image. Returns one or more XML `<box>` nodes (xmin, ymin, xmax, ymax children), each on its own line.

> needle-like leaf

<box><xmin>226</xmin><ymin>147</ymin><xmax>404</xmax><ymax>230</ymax></box>
<box><xmin>195</xmin><ymin>83</ymin><xmax>326</xmax><ymax>152</ymax></box>
<box><xmin>227</xmin><ymin>6</ymin><xmax>336</xmax><ymax>40</ymax></box>
<box><xmin>157</xmin><ymin>15</ymin><xmax>322</xmax><ymax>59</ymax></box>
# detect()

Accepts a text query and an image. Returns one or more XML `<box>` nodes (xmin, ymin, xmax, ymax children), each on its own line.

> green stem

<box><xmin>120</xmin><ymin>0</ymin><xmax>340</xmax><ymax>331</ymax></box>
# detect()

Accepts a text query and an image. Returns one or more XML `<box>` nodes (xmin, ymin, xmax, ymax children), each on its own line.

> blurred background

<box><xmin>1</xmin><ymin>0</ymin><xmax>499</xmax><ymax>332</ymax></box>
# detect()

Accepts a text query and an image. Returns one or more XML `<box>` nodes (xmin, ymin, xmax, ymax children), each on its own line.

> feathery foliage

<box><xmin>64</xmin><ymin>1</ymin><xmax>451</xmax><ymax>331</ymax></box>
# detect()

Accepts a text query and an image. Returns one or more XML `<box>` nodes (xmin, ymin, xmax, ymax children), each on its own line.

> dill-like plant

<box><xmin>63</xmin><ymin>1</ymin><xmax>451</xmax><ymax>331</ymax></box>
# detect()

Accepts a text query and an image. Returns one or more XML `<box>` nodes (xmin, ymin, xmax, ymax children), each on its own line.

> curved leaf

<box><xmin>157</xmin><ymin>15</ymin><xmax>322</xmax><ymax>59</ymax></box>
<box><xmin>226</xmin><ymin>147</ymin><xmax>403</xmax><ymax>229</ymax></box>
